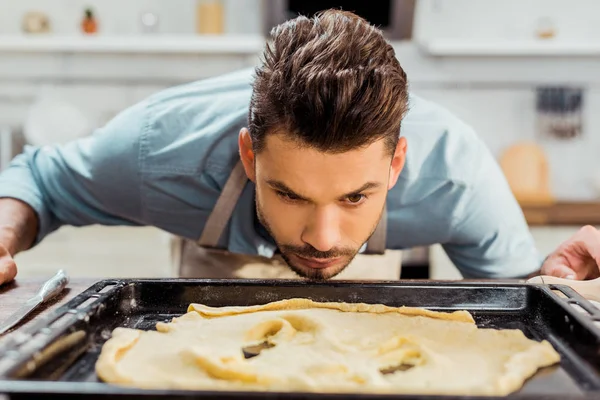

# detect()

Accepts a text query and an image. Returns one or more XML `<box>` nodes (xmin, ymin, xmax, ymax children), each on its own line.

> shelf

<box><xmin>521</xmin><ymin>202</ymin><xmax>600</xmax><ymax>226</ymax></box>
<box><xmin>0</xmin><ymin>34</ymin><xmax>266</xmax><ymax>55</ymax></box>
<box><xmin>420</xmin><ymin>40</ymin><xmax>600</xmax><ymax>57</ymax></box>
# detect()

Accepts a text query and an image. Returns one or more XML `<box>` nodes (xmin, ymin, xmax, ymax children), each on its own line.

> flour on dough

<box><xmin>95</xmin><ymin>298</ymin><xmax>560</xmax><ymax>396</ymax></box>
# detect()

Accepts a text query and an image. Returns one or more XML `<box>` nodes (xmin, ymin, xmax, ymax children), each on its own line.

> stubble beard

<box><xmin>254</xmin><ymin>193</ymin><xmax>382</xmax><ymax>281</ymax></box>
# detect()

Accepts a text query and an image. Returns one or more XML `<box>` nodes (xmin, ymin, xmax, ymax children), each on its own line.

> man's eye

<box><xmin>345</xmin><ymin>194</ymin><xmax>366</xmax><ymax>205</ymax></box>
<box><xmin>277</xmin><ymin>191</ymin><xmax>300</xmax><ymax>201</ymax></box>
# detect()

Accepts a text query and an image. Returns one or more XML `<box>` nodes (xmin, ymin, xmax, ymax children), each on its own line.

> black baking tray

<box><xmin>1</xmin><ymin>279</ymin><xmax>600</xmax><ymax>400</ymax></box>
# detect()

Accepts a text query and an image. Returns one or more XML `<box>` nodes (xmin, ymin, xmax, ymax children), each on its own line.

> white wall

<box><xmin>413</xmin><ymin>0</ymin><xmax>600</xmax><ymax>42</ymax></box>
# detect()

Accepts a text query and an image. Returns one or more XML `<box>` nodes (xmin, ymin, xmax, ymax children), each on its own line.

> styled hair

<box><xmin>248</xmin><ymin>9</ymin><xmax>409</xmax><ymax>155</ymax></box>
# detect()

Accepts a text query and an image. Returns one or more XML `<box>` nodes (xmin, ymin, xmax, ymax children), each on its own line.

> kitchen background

<box><xmin>0</xmin><ymin>0</ymin><xmax>598</xmax><ymax>280</ymax></box>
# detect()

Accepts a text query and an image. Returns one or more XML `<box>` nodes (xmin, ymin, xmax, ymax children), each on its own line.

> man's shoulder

<box><xmin>140</xmin><ymin>68</ymin><xmax>255</xmax><ymax>174</ymax></box>
<box><xmin>146</xmin><ymin>68</ymin><xmax>255</xmax><ymax>129</ymax></box>
<box><xmin>148</xmin><ymin>68</ymin><xmax>255</xmax><ymax>105</ymax></box>
<box><xmin>400</xmin><ymin>93</ymin><xmax>488</xmax><ymax>188</ymax></box>
<box><xmin>385</xmin><ymin>93</ymin><xmax>501</xmax><ymax>248</ymax></box>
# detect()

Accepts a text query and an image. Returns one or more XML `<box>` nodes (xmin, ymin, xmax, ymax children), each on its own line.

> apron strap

<box><xmin>364</xmin><ymin>206</ymin><xmax>387</xmax><ymax>255</ymax></box>
<box><xmin>197</xmin><ymin>160</ymin><xmax>248</xmax><ymax>248</ymax></box>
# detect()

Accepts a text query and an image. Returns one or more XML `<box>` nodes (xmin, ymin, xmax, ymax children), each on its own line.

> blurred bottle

<box><xmin>81</xmin><ymin>8</ymin><xmax>98</xmax><ymax>35</ymax></box>
<box><xmin>196</xmin><ymin>0</ymin><xmax>224</xmax><ymax>35</ymax></box>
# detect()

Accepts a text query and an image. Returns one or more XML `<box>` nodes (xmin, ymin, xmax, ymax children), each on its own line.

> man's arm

<box><xmin>0</xmin><ymin>99</ymin><xmax>149</xmax><ymax>284</ymax></box>
<box><xmin>441</xmin><ymin>138</ymin><xmax>542</xmax><ymax>279</ymax></box>
<box><xmin>0</xmin><ymin>198</ymin><xmax>38</xmax><ymax>282</ymax></box>
<box><xmin>0</xmin><ymin>198</ymin><xmax>38</xmax><ymax>255</ymax></box>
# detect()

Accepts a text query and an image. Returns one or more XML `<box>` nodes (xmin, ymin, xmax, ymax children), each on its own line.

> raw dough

<box><xmin>96</xmin><ymin>298</ymin><xmax>560</xmax><ymax>396</ymax></box>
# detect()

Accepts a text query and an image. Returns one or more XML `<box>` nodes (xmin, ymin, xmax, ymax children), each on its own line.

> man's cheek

<box><xmin>270</xmin><ymin>204</ymin><xmax>305</xmax><ymax>240</ymax></box>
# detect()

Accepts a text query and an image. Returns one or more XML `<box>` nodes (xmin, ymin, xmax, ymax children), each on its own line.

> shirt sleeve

<box><xmin>0</xmin><ymin>100</ymin><xmax>148</xmax><ymax>245</ymax></box>
<box><xmin>442</xmin><ymin>138</ymin><xmax>542</xmax><ymax>279</ymax></box>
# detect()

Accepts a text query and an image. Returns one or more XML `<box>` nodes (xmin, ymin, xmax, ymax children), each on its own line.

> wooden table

<box><xmin>520</xmin><ymin>201</ymin><xmax>600</xmax><ymax>226</ymax></box>
<box><xmin>0</xmin><ymin>277</ymin><xmax>98</xmax><ymax>337</ymax></box>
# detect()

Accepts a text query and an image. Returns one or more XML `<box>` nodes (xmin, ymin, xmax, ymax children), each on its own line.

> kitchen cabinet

<box><xmin>0</xmin><ymin>35</ymin><xmax>263</xmax><ymax>84</ymax></box>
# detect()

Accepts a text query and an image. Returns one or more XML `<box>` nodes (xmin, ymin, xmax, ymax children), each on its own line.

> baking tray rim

<box><xmin>1</xmin><ymin>379</ymin><xmax>599</xmax><ymax>400</ymax></box>
<box><xmin>1</xmin><ymin>278</ymin><xmax>599</xmax><ymax>399</ymax></box>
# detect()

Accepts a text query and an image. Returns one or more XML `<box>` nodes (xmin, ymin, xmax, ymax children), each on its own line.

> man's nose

<box><xmin>301</xmin><ymin>207</ymin><xmax>341</xmax><ymax>252</ymax></box>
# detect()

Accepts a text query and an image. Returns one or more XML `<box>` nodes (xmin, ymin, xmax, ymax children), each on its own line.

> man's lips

<box><xmin>293</xmin><ymin>254</ymin><xmax>342</xmax><ymax>269</ymax></box>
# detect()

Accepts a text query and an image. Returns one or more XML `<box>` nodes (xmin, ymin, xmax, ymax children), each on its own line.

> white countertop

<box><xmin>419</xmin><ymin>39</ymin><xmax>600</xmax><ymax>56</ymax></box>
<box><xmin>3</xmin><ymin>35</ymin><xmax>598</xmax><ymax>57</ymax></box>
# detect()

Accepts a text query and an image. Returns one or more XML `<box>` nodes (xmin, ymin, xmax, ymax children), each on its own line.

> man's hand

<box><xmin>0</xmin><ymin>241</ymin><xmax>17</xmax><ymax>285</ymax></box>
<box><xmin>0</xmin><ymin>198</ymin><xmax>39</xmax><ymax>285</ymax></box>
<box><xmin>541</xmin><ymin>225</ymin><xmax>600</xmax><ymax>280</ymax></box>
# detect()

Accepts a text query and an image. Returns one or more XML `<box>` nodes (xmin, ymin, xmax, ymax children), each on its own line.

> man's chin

<box><xmin>282</xmin><ymin>253</ymin><xmax>351</xmax><ymax>281</ymax></box>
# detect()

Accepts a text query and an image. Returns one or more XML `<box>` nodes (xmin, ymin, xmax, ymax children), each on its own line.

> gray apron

<box><xmin>172</xmin><ymin>161</ymin><xmax>402</xmax><ymax>280</ymax></box>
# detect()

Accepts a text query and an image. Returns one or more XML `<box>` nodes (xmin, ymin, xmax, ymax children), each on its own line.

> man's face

<box><xmin>243</xmin><ymin>133</ymin><xmax>403</xmax><ymax>280</ymax></box>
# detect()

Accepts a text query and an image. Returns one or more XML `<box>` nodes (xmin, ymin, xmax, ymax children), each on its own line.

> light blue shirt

<box><xmin>0</xmin><ymin>68</ymin><xmax>541</xmax><ymax>278</ymax></box>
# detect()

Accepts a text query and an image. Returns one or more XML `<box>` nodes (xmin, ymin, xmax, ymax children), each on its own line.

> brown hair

<box><xmin>248</xmin><ymin>9</ymin><xmax>409</xmax><ymax>155</ymax></box>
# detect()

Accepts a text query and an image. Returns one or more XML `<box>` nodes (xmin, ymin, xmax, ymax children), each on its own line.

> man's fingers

<box><xmin>577</xmin><ymin>225</ymin><xmax>600</xmax><ymax>267</ymax></box>
<box><xmin>0</xmin><ymin>256</ymin><xmax>17</xmax><ymax>285</ymax></box>
<box><xmin>543</xmin><ymin>262</ymin><xmax>579</xmax><ymax>279</ymax></box>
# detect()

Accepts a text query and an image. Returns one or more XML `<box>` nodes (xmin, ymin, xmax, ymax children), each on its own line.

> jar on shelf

<box><xmin>196</xmin><ymin>0</ymin><xmax>224</xmax><ymax>35</ymax></box>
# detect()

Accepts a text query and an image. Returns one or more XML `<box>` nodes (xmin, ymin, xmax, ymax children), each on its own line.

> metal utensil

<box><xmin>535</xmin><ymin>86</ymin><xmax>583</xmax><ymax>140</ymax></box>
<box><xmin>0</xmin><ymin>269</ymin><xmax>69</xmax><ymax>335</ymax></box>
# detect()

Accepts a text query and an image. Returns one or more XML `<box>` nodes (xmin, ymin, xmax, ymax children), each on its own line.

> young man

<box><xmin>0</xmin><ymin>10</ymin><xmax>598</xmax><ymax>284</ymax></box>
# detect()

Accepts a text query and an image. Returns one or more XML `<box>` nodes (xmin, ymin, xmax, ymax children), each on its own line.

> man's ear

<box><xmin>388</xmin><ymin>137</ymin><xmax>407</xmax><ymax>190</ymax></box>
<box><xmin>238</xmin><ymin>128</ymin><xmax>256</xmax><ymax>182</ymax></box>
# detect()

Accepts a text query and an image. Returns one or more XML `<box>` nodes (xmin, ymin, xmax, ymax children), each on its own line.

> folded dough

<box><xmin>95</xmin><ymin>298</ymin><xmax>560</xmax><ymax>396</ymax></box>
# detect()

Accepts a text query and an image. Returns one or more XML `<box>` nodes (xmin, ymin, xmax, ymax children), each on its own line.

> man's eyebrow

<box><xmin>343</xmin><ymin>182</ymin><xmax>382</xmax><ymax>197</ymax></box>
<box><xmin>266</xmin><ymin>180</ymin><xmax>310</xmax><ymax>201</ymax></box>
<box><xmin>266</xmin><ymin>180</ymin><xmax>382</xmax><ymax>202</ymax></box>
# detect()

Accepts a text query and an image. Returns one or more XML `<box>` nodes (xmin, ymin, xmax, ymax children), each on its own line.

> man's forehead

<box><xmin>259</xmin><ymin>134</ymin><xmax>390</xmax><ymax>164</ymax></box>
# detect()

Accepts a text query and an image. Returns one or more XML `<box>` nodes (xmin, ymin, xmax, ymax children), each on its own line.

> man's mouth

<box><xmin>292</xmin><ymin>254</ymin><xmax>342</xmax><ymax>269</ymax></box>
